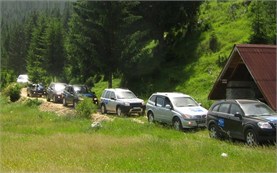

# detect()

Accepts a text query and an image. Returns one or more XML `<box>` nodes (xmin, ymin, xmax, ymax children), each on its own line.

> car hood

<box><xmin>249</xmin><ymin>114</ymin><xmax>277</xmax><ymax>123</ymax></box>
<box><xmin>118</xmin><ymin>98</ymin><xmax>144</xmax><ymax>103</ymax></box>
<box><xmin>174</xmin><ymin>106</ymin><xmax>208</xmax><ymax>117</ymax></box>
<box><xmin>78</xmin><ymin>93</ymin><xmax>95</xmax><ymax>98</ymax></box>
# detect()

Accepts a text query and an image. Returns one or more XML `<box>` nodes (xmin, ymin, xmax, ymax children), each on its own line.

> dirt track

<box><xmin>20</xmin><ymin>88</ymin><xmax>112</xmax><ymax>123</ymax></box>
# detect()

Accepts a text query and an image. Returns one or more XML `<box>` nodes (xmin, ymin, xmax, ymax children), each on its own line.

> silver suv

<box><xmin>146</xmin><ymin>92</ymin><xmax>208</xmax><ymax>130</ymax></box>
<box><xmin>100</xmin><ymin>88</ymin><xmax>145</xmax><ymax>116</ymax></box>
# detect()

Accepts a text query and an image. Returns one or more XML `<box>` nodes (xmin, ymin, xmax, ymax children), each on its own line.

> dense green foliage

<box><xmin>0</xmin><ymin>97</ymin><xmax>276</xmax><ymax>172</ymax></box>
<box><xmin>2</xmin><ymin>82</ymin><xmax>22</xmax><ymax>102</ymax></box>
<box><xmin>75</xmin><ymin>98</ymin><xmax>98</xmax><ymax>119</ymax></box>
<box><xmin>1</xmin><ymin>0</ymin><xmax>276</xmax><ymax>103</ymax></box>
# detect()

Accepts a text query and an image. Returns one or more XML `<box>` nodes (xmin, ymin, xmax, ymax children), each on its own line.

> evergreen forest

<box><xmin>1</xmin><ymin>0</ymin><xmax>276</xmax><ymax>105</ymax></box>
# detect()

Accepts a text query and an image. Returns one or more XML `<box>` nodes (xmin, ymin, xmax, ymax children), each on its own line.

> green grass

<box><xmin>93</xmin><ymin>77</ymin><xmax>121</xmax><ymax>98</ymax></box>
<box><xmin>0</xmin><ymin>98</ymin><xmax>276</xmax><ymax>172</ymax></box>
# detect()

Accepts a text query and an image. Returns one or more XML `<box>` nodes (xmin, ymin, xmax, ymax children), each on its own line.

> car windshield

<box><xmin>74</xmin><ymin>86</ymin><xmax>88</xmax><ymax>94</ymax></box>
<box><xmin>18</xmin><ymin>75</ymin><xmax>28</xmax><ymax>80</ymax></box>
<box><xmin>240</xmin><ymin>102</ymin><xmax>276</xmax><ymax>116</ymax></box>
<box><xmin>171</xmin><ymin>97</ymin><xmax>198</xmax><ymax>107</ymax></box>
<box><xmin>54</xmin><ymin>84</ymin><xmax>65</xmax><ymax>91</ymax></box>
<box><xmin>117</xmin><ymin>91</ymin><xmax>137</xmax><ymax>99</ymax></box>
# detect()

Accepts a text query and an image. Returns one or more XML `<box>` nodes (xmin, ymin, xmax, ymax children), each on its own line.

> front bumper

<box><xmin>181</xmin><ymin>118</ymin><xmax>206</xmax><ymax>129</ymax></box>
<box><xmin>120</xmin><ymin>105</ymin><xmax>146</xmax><ymax>114</ymax></box>
<box><xmin>256</xmin><ymin>129</ymin><xmax>276</xmax><ymax>142</ymax></box>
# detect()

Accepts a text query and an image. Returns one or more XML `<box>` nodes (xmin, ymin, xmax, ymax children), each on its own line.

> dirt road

<box><xmin>20</xmin><ymin>88</ymin><xmax>112</xmax><ymax>122</ymax></box>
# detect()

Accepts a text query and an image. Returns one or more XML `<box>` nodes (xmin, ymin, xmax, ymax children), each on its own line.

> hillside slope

<box><xmin>171</xmin><ymin>1</ymin><xmax>252</xmax><ymax>107</ymax></box>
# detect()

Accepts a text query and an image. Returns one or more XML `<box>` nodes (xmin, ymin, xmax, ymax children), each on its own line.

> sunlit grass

<box><xmin>0</xmin><ymin>100</ymin><xmax>276</xmax><ymax>172</ymax></box>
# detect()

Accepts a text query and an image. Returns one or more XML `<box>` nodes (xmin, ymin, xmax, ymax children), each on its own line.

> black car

<box><xmin>62</xmin><ymin>85</ymin><xmax>98</xmax><ymax>108</ymax></box>
<box><xmin>207</xmin><ymin>99</ymin><xmax>277</xmax><ymax>145</ymax></box>
<box><xmin>27</xmin><ymin>83</ymin><xmax>46</xmax><ymax>97</ymax></box>
<box><xmin>46</xmin><ymin>82</ymin><xmax>67</xmax><ymax>103</ymax></box>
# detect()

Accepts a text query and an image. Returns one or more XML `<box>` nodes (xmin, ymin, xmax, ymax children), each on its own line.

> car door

<box><xmin>107</xmin><ymin>91</ymin><xmax>117</xmax><ymax>113</ymax></box>
<box><xmin>155</xmin><ymin>96</ymin><xmax>165</xmax><ymax>122</ymax></box>
<box><xmin>227</xmin><ymin>103</ymin><xmax>244</xmax><ymax>139</ymax></box>
<box><xmin>102</xmin><ymin>91</ymin><xmax>110</xmax><ymax>111</ymax></box>
<box><xmin>216</xmin><ymin>103</ymin><xmax>231</xmax><ymax>136</ymax></box>
<box><xmin>162</xmin><ymin>97</ymin><xmax>174</xmax><ymax>124</ymax></box>
<box><xmin>67</xmin><ymin>86</ymin><xmax>75</xmax><ymax>104</ymax></box>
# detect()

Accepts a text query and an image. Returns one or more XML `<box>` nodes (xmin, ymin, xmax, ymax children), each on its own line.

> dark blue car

<box><xmin>62</xmin><ymin>85</ymin><xmax>98</xmax><ymax>108</ymax></box>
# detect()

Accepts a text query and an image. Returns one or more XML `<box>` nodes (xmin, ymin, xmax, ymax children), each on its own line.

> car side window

<box><xmin>230</xmin><ymin>104</ymin><xmax>243</xmax><ymax>115</ymax></box>
<box><xmin>150</xmin><ymin>95</ymin><xmax>156</xmax><ymax>102</ymax></box>
<box><xmin>110</xmin><ymin>92</ymin><xmax>116</xmax><ymax>99</ymax></box>
<box><xmin>212</xmin><ymin>104</ymin><xmax>220</xmax><ymax>112</ymax></box>
<box><xmin>218</xmin><ymin>103</ymin><xmax>230</xmax><ymax>114</ymax></box>
<box><xmin>104</xmin><ymin>91</ymin><xmax>111</xmax><ymax>99</ymax></box>
<box><xmin>156</xmin><ymin>97</ymin><xmax>165</xmax><ymax>107</ymax></box>
<box><xmin>164</xmin><ymin>97</ymin><xmax>171</xmax><ymax>107</ymax></box>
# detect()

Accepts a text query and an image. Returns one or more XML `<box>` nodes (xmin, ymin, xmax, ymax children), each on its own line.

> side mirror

<box><xmin>198</xmin><ymin>103</ymin><xmax>202</xmax><ymax>106</ymax></box>
<box><xmin>234</xmin><ymin>112</ymin><xmax>243</xmax><ymax>120</ymax></box>
<box><xmin>111</xmin><ymin>97</ymin><xmax>116</xmax><ymax>100</ymax></box>
<box><xmin>165</xmin><ymin>104</ymin><xmax>172</xmax><ymax>110</ymax></box>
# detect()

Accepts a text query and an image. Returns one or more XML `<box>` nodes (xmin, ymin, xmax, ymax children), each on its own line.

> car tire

<box><xmin>245</xmin><ymin>129</ymin><xmax>258</xmax><ymax>146</ymax></box>
<box><xmin>173</xmin><ymin>117</ymin><xmax>183</xmax><ymax>131</ymax></box>
<box><xmin>209</xmin><ymin>124</ymin><xmax>219</xmax><ymax>139</ymax></box>
<box><xmin>63</xmin><ymin>98</ymin><xmax>67</xmax><ymax>106</ymax></box>
<box><xmin>116</xmin><ymin>106</ymin><xmax>122</xmax><ymax>116</ymax></box>
<box><xmin>101</xmin><ymin>104</ymin><xmax>106</xmax><ymax>114</ymax></box>
<box><xmin>147</xmin><ymin>112</ymin><xmax>154</xmax><ymax>123</ymax></box>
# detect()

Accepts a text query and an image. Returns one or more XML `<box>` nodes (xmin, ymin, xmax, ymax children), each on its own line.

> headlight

<box><xmin>257</xmin><ymin>122</ymin><xmax>272</xmax><ymax>129</ymax></box>
<box><xmin>182</xmin><ymin>114</ymin><xmax>190</xmax><ymax>119</ymax></box>
<box><xmin>142</xmin><ymin>100</ymin><xmax>145</xmax><ymax>105</ymax></box>
<box><xmin>124</xmin><ymin>102</ymin><xmax>130</xmax><ymax>106</ymax></box>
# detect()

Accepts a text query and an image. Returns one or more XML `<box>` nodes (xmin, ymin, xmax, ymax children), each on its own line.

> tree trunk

<box><xmin>108</xmin><ymin>72</ymin><xmax>113</xmax><ymax>88</ymax></box>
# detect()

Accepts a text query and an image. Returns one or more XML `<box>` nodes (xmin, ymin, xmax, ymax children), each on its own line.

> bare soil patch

<box><xmin>20</xmin><ymin>88</ymin><xmax>112</xmax><ymax>122</ymax></box>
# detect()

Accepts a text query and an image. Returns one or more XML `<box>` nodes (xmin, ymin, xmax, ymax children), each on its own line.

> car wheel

<box><xmin>173</xmin><ymin>118</ymin><xmax>182</xmax><ymax>131</ymax></box>
<box><xmin>116</xmin><ymin>106</ymin><xmax>122</xmax><ymax>116</ymax></box>
<box><xmin>209</xmin><ymin>124</ymin><xmax>219</xmax><ymax>139</ymax></box>
<box><xmin>245</xmin><ymin>129</ymin><xmax>258</xmax><ymax>146</ymax></box>
<box><xmin>101</xmin><ymin>104</ymin><xmax>106</xmax><ymax>114</ymax></box>
<box><xmin>63</xmin><ymin>98</ymin><xmax>67</xmax><ymax>106</ymax></box>
<box><xmin>147</xmin><ymin>112</ymin><xmax>154</xmax><ymax>123</ymax></box>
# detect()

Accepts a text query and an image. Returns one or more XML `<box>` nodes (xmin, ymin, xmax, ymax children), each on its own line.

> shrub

<box><xmin>75</xmin><ymin>98</ymin><xmax>98</xmax><ymax>119</ymax></box>
<box><xmin>24</xmin><ymin>98</ymin><xmax>43</xmax><ymax>107</ymax></box>
<box><xmin>2</xmin><ymin>83</ymin><xmax>22</xmax><ymax>102</ymax></box>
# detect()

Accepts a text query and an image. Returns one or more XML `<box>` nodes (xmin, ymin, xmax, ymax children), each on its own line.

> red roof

<box><xmin>209</xmin><ymin>44</ymin><xmax>276</xmax><ymax>111</ymax></box>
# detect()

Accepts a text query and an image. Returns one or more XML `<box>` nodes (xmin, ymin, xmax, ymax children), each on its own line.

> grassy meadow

<box><xmin>0</xmin><ymin>97</ymin><xmax>276</xmax><ymax>172</ymax></box>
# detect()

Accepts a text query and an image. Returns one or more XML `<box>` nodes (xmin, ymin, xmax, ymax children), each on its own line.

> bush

<box><xmin>75</xmin><ymin>98</ymin><xmax>98</xmax><ymax>119</ymax></box>
<box><xmin>2</xmin><ymin>83</ymin><xmax>22</xmax><ymax>102</ymax></box>
<box><xmin>24</xmin><ymin>98</ymin><xmax>43</xmax><ymax>107</ymax></box>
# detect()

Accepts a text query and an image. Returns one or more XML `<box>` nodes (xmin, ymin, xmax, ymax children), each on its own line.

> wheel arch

<box><xmin>207</xmin><ymin>120</ymin><xmax>217</xmax><ymax>130</ymax></box>
<box><xmin>243</xmin><ymin>124</ymin><xmax>257</xmax><ymax>137</ymax></box>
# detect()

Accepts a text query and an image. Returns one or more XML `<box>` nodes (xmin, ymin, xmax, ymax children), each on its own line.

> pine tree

<box><xmin>26</xmin><ymin>14</ymin><xmax>48</xmax><ymax>84</ymax></box>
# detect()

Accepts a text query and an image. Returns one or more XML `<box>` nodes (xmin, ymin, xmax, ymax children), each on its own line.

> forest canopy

<box><xmin>1</xmin><ymin>0</ymin><xmax>276</xmax><ymax>95</ymax></box>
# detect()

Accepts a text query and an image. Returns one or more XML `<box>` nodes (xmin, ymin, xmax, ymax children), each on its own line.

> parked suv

<box><xmin>46</xmin><ymin>82</ymin><xmax>67</xmax><ymax>103</ymax></box>
<box><xmin>63</xmin><ymin>84</ymin><xmax>98</xmax><ymax>108</ymax></box>
<box><xmin>27</xmin><ymin>83</ymin><xmax>46</xmax><ymax>97</ymax></box>
<box><xmin>100</xmin><ymin>88</ymin><xmax>145</xmax><ymax>116</ymax></box>
<box><xmin>207</xmin><ymin>99</ymin><xmax>277</xmax><ymax>145</ymax></box>
<box><xmin>146</xmin><ymin>92</ymin><xmax>207</xmax><ymax>130</ymax></box>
